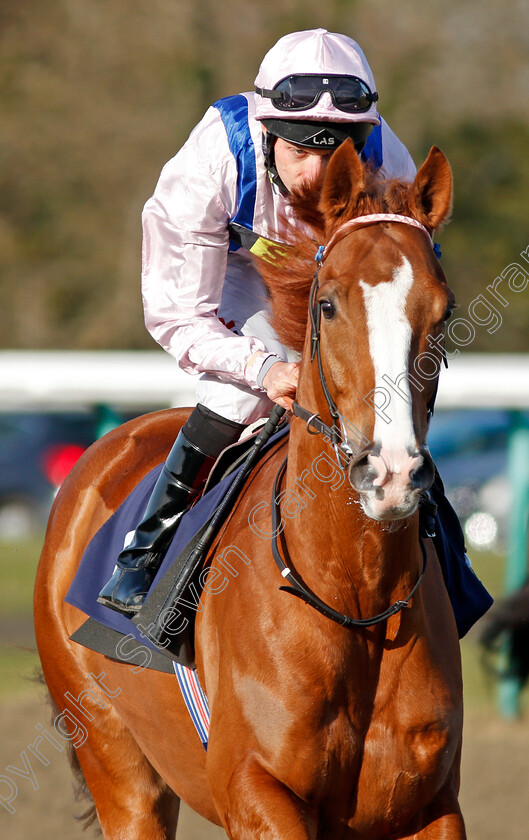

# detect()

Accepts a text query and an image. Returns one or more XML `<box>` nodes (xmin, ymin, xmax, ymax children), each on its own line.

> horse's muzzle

<box><xmin>348</xmin><ymin>443</ymin><xmax>435</xmax><ymax>521</ymax></box>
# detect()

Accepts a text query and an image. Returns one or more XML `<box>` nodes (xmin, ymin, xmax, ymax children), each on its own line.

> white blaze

<box><xmin>359</xmin><ymin>257</ymin><xmax>416</xmax><ymax>463</ymax></box>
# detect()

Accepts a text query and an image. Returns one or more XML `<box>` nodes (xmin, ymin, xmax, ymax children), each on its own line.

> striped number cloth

<box><xmin>173</xmin><ymin>662</ymin><xmax>210</xmax><ymax>750</ymax></box>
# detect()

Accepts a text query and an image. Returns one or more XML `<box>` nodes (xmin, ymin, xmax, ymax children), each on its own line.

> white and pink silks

<box><xmin>141</xmin><ymin>29</ymin><xmax>417</xmax><ymax>425</ymax></box>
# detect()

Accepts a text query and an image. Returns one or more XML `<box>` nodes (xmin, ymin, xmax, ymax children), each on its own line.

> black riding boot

<box><xmin>97</xmin><ymin>404</ymin><xmax>245</xmax><ymax>616</ymax></box>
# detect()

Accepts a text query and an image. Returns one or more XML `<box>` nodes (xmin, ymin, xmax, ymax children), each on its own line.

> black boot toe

<box><xmin>97</xmin><ymin>564</ymin><xmax>156</xmax><ymax>616</ymax></box>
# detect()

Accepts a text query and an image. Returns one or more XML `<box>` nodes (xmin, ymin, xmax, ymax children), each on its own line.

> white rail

<box><xmin>0</xmin><ymin>351</ymin><xmax>527</xmax><ymax>410</ymax></box>
<box><xmin>0</xmin><ymin>351</ymin><xmax>195</xmax><ymax>410</ymax></box>
<box><xmin>435</xmin><ymin>353</ymin><xmax>529</xmax><ymax>409</ymax></box>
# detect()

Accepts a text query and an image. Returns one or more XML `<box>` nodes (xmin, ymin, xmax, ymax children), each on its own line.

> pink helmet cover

<box><xmin>254</xmin><ymin>28</ymin><xmax>380</xmax><ymax>125</ymax></box>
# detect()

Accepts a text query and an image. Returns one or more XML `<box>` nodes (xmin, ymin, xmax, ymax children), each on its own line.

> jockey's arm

<box><xmin>141</xmin><ymin>106</ymin><xmax>280</xmax><ymax>395</ymax></box>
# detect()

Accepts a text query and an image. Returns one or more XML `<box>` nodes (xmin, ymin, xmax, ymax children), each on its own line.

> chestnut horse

<box><xmin>34</xmin><ymin>141</ymin><xmax>466</xmax><ymax>839</ymax></box>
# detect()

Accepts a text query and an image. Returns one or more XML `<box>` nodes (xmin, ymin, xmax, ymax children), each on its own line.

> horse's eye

<box><xmin>443</xmin><ymin>306</ymin><xmax>454</xmax><ymax>323</ymax></box>
<box><xmin>320</xmin><ymin>300</ymin><xmax>336</xmax><ymax>320</ymax></box>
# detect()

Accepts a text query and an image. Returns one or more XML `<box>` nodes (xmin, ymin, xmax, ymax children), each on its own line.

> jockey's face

<box><xmin>273</xmin><ymin>137</ymin><xmax>334</xmax><ymax>193</ymax></box>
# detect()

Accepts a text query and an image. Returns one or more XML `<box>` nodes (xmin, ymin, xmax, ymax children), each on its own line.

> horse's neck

<box><xmin>284</xmin><ymin>405</ymin><xmax>420</xmax><ymax>621</ymax></box>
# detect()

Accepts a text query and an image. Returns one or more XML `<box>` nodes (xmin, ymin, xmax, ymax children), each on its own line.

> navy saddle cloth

<box><xmin>66</xmin><ymin>433</ymin><xmax>492</xmax><ymax>671</ymax></box>
<box><xmin>429</xmin><ymin>473</ymin><xmax>493</xmax><ymax>637</ymax></box>
<box><xmin>66</xmin><ymin>426</ymin><xmax>289</xmax><ymax>669</ymax></box>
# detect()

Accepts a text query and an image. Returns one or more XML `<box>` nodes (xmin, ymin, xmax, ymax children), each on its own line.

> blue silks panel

<box><xmin>214</xmin><ymin>94</ymin><xmax>257</xmax><ymax>252</ymax></box>
<box><xmin>361</xmin><ymin>122</ymin><xmax>383</xmax><ymax>170</ymax></box>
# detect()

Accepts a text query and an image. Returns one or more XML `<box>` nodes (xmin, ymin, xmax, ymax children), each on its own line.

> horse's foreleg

<box><xmin>403</xmin><ymin>784</ymin><xmax>466</xmax><ymax>839</ymax></box>
<box><xmin>212</xmin><ymin>754</ymin><xmax>317</xmax><ymax>840</ymax></box>
<box><xmin>407</xmin><ymin>811</ymin><xmax>466</xmax><ymax>840</ymax></box>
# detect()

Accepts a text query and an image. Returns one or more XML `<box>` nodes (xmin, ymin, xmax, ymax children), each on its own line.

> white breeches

<box><xmin>195</xmin><ymin>254</ymin><xmax>288</xmax><ymax>425</ymax></box>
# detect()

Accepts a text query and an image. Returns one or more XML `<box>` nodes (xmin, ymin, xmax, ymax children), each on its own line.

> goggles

<box><xmin>255</xmin><ymin>73</ymin><xmax>378</xmax><ymax>114</ymax></box>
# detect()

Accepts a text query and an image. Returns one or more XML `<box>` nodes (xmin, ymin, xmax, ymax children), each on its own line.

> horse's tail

<box><xmin>35</xmin><ymin>669</ymin><xmax>99</xmax><ymax>831</ymax></box>
<box><xmin>479</xmin><ymin>579</ymin><xmax>529</xmax><ymax>685</ymax></box>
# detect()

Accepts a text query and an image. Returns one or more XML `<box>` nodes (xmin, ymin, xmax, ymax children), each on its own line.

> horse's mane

<box><xmin>256</xmin><ymin>167</ymin><xmax>417</xmax><ymax>354</ymax></box>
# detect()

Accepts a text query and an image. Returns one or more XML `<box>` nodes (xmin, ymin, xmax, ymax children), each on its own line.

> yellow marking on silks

<box><xmin>249</xmin><ymin>236</ymin><xmax>289</xmax><ymax>264</ymax></box>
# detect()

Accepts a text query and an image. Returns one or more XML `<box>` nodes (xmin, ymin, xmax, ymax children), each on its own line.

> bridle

<box><xmin>271</xmin><ymin>213</ymin><xmax>435</xmax><ymax>628</ymax></box>
<box><xmin>291</xmin><ymin>213</ymin><xmax>434</xmax><ymax>469</ymax></box>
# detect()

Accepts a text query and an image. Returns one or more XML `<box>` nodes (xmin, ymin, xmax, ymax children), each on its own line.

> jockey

<box><xmin>97</xmin><ymin>30</ymin><xmax>439</xmax><ymax>617</ymax></box>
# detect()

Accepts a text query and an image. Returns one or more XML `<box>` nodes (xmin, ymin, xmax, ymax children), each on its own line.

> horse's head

<box><xmin>304</xmin><ymin>141</ymin><xmax>454</xmax><ymax>520</ymax></box>
<box><xmin>316</xmin><ymin>145</ymin><xmax>454</xmax><ymax>521</ymax></box>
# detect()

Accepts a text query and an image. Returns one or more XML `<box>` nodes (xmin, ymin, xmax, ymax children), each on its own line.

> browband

<box><xmin>318</xmin><ymin>213</ymin><xmax>433</xmax><ymax>263</ymax></box>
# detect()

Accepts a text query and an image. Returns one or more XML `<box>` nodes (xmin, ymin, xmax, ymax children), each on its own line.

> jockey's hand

<box><xmin>262</xmin><ymin>361</ymin><xmax>299</xmax><ymax>410</ymax></box>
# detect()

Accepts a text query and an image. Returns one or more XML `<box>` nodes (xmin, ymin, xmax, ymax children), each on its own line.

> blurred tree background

<box><xmin>0</xmin><ymin>0</ymin><xmax>528</xmax><ymax>353</ymax></box>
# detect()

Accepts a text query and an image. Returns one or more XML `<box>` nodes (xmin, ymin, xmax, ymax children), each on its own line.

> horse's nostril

<box><xmin>410</xmin><ymin>450</ymin><xmax>435</xmax><ymax>491</ymax></box>
<box><xmin>348</xmin><ymin>443</ymin><xmax>377</xmax><ymax>492</ymax></box>
<box><xmin>348</xmin><ymin>455</ymin><xmax>373</xmax><ymax>492</ymax></box>
<box><xmin>349</xmin><ymin>445</ymin><xmax>435</xmax><ymax>494</ymax></box>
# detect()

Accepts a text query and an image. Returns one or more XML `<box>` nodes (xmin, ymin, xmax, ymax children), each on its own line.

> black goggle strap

<box><xmin>255</xmin><ymin>85</ymin><xmax>283</xmax><ymax>101</ymax></box>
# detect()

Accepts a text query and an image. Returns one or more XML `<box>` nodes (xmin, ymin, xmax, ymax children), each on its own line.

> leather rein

<box><xmin>270</xmin><ymin>213</ymin><xmax>434</xmax><ymax>629</ymax></box>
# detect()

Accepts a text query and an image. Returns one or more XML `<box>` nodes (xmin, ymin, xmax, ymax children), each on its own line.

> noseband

<box><xmin>271</xmin><ymin>214</ymin><xmax>434</xmax><ymax>628</ymax></box>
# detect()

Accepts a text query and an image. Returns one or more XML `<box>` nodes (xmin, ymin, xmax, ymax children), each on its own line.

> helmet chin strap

<box><xmin>262</xmin><ymin>132</ymin><xmax>289</xmax><ymax>195</ymax></box>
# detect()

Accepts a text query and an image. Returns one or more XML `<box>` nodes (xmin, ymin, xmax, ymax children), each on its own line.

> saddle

<box><xmin>67</xmin><ymin>414</ymin><xmax>289</xmax><ymax>671</ymax></box>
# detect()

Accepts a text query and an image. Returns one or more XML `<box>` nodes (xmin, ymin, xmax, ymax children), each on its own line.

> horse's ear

<box><xmin>413</xmin><ymin>146</ymin><xmax>452</xmax><ymax>231</ymax></box>
<box><xmin>320</xmin><ymin>139</ymin><xmax>365</xmax><ymax>225</ymax></box>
